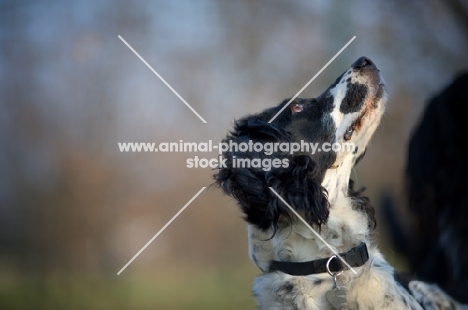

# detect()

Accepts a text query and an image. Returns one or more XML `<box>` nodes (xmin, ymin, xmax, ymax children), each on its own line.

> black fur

<box><xmin>405</xmin><ymin>71</ymin><xmax>468</xmax><ymax>303</ymax></box>
<box><xmin>340</xmin><ymin>83</ymin><xmax>368</xmax><ymax>113</ymax></box>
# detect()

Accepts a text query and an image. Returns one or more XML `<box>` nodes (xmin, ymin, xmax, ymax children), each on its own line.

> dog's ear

<box><xmin>267</xmin><ymin>155</ymin><xmax>329</xmax><ymax>230</ymax></box>
<box><xmin>214</xmin><ymin>157</ymin><xmax>274</xmax><ymax>230</ymax></box>
<box><xmin>213</xmin><ymin>114</ymin><xmax>329</xmax><ymax>232</ymax></box>
<box><xmin>213</xmin><ymin>117</ymin><xmax>290</xmax><ymax>230</ymax></box>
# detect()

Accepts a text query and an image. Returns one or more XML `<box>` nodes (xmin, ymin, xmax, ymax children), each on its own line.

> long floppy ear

<box><xmin>213</xmin><ymin>117</ymin><xmax>329</xmax><ymax>232</ymax></box>
<box><xmin>267</xmin><ymin>155</ymin><xmax>330</xmax><ymax>230</ymax></box>
<box><xmin>213</xmin><ymin>117</ymin><xmax>291</xmax><ymax>230</ymax></box>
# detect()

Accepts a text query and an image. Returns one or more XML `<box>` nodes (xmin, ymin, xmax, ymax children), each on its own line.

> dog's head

<box><xmin>214</xmin><ymin>56</ymin><xmax>386</xmax><ymax>231</ymax></box>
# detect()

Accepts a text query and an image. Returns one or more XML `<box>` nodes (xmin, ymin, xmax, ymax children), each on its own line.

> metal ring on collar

<box><xmin>326</xmin><ymin>255</ymin><xmax>344</xmax><ymax>277</ymax></box>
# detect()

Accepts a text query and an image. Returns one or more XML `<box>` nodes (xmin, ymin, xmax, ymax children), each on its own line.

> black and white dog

<box><xmin>214</xmin><ymin>57</ymin><xmax>464</xmax><ymax>309</ymax></box>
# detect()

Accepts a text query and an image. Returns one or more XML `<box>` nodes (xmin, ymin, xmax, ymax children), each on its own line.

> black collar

<box><xmin>268</xmin><ymin>242</ymin><xmax>369</xmax><ymax>276</ymax></box>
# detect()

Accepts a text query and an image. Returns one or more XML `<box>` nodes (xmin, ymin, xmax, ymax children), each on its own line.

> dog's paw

<box><xmin>409</xmin><ymin>281</ymin><xmax>467</xmax><ymax>310</ymax></box>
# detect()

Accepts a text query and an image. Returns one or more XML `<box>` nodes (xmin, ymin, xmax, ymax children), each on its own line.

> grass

<box><xmin>0</xmin><ymin>264</ymin><xmax>259</xmax><ymax>310</ymax></box>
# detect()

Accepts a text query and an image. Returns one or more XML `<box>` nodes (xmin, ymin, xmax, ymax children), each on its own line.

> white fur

<box><xmin>409</xmin><ymin>281</ymin><xmax>468</xmax><ymax>310</ymax></box>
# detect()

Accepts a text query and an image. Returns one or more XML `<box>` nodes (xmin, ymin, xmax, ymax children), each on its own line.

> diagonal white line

<box><xmin>268</xmin><ymin>36</ymin><xmax>356</xmax><ymax>123</ymax></box>
<box><xmin>117</xmin><ymin>187</ymin><xmax>206</xmax><ymax>275</ymax></box>
<box><xmin>118</xmin><ymin>35</ymin><xmax>207</xmax><ymax>124</ymax></box>
<box><xmin>268</xmin><ymin>187</ymin><xmax>357</xmax><ymax>274</ymax></box>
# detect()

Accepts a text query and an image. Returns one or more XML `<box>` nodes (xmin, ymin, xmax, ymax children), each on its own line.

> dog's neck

<box><xmin>247</xmin><ymin>155</ymin><xmax>370</xmax><ymax>274</ymax></box>
<box><xmin>284</xmin><ymin>155</ymin><xmax>369</xmax><ymax>260</ymax></box>
<box><xmin>322</xmin><ymin>156</ymin><xmax>354</xmax><ymax>205</ymax></box>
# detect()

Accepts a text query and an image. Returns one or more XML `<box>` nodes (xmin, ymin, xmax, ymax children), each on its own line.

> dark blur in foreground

<box><xmin>1</xmin><ymin>1</ymin><xmax>467</xmax><ymax>309</ymax></box>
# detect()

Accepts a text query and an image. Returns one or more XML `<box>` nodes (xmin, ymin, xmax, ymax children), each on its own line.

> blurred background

<box><xmin>1</xmin><ymin>0</ymin><xmax>467</xmax><ymax>309</ymax></box>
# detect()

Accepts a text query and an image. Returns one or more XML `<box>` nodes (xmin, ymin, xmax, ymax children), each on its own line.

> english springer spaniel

<box><xmin>214</xmin><ymin>57</ymin><xmax>463</xmax><ymax>309</ymax></box>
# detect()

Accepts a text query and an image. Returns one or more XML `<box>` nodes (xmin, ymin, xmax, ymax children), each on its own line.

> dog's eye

<box><xmin>344</xmin><ymin>127</ymin><xmax>354</xmax><ymax>140</ymax></box>
<box><xmin>291</xmin><ymin>103</ymin><xmax>304</xmax><ymax>113</ymax></box>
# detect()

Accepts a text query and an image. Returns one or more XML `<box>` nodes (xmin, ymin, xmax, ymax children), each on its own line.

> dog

<box><xmin>214</xmin><ymin>57</ymin><xmax>462</xmax><ymax>309</ymax></box>
<box><xmin>382</xmin><ymin>71</ymin><xmax>468</xmax><ymax>308</ymax></box>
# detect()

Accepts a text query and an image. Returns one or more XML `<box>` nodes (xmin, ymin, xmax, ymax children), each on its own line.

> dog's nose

<box><xmin>351</xmin><ymin>56</ymin><xmax>376</xmax><ymax>69</ymax></box>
